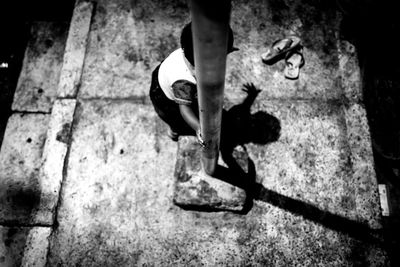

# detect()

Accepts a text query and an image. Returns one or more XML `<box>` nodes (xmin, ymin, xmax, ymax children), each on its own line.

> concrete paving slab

<box><xmin>338</xmin><ymin>40</ymin><xmax>362</xmax><ymax>103</ymax></box>
<box><xmin>0</xmin><ymin>226</ymin><xmax>31</xmax><ymax>267</ymax></box>
<box><xmin>11</xmin><ymin>21</ymin><xmax>69</xmax><ymax>113</ymax></box>
<box><xmin>225</xmin><ymin>0</ymin><xmax>344</xmax><ymax>105</ymax></box>
<box><xmin>0</xmin><ymin>113</ymin><xmax>50</xmax><ymax>225</ymax></box>
<box><xmin>57</xmin><ymin>0</ymin><xmax>94</xmax><ymax>98</ymax></box>
<box><xmin>79</xmin><ymin>0</ymin><xmax>187</xmax><ymax>99</ymax></box>
<box><xmin>46</xmin><ymin>99</ymin><xmax>387</xmax><ymax>266</ymax></box>
<box><xmin>344</xmin><ymin>103</ymin><xmax>382</xmax><ymax>229</ymax></box>
<box><xmin>249</xmin><ymin>100</ymin><xmax>381</xmax><ymax>229</ymax></box>
<box><xmin>79</xmin><ymin>0</ymin><xmax>348</xmax><ymax>103</ymax></box>
<box><xmin>36</xmin><ymin>99</ymin><xmax>76</xmax><ymax>224</ymax></box>
<box><xmin>20</xmin><ymin>227</ymin><xmax>51</xmax><ymax>267</ymax></box>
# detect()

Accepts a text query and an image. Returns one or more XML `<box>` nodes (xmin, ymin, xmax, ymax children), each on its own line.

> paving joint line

<box><xmin>0</xmin><ymin>222</ymin><xmax>52</xmax><ymax>228</ymax></box>
<box><xmin>10</xmin><ymin>110</ymin><xmax>51</xmax><ymax>115</ymax></box>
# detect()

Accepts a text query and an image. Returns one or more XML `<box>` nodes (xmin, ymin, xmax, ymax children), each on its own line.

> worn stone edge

<box><xmin>33</xmin><ymin>99</ymin><xmax>76</xmax><ymax>224</ymax></box>
<box><xmin>337</xmin><ymin>39</ymin><xmax>362</xmax><ymax>104</ymax></box>
<box><xmin>10</xmin><ymin>42</ymin><xmax>31</xmax><ymax>111</ymax></box>
<box><xmin>343</xmin><ymin>103</ymin><xmax>383</xmax><ymax>229</ymax></box>
<box><xmin>57</xmin><ymin>0</ymin><xmax>94</xmax><ymax>98</ymax></box>
<box><xmin>20</xmin><ymin>227</ymin><xmax>52</xmax><ymax>267</ymax></box>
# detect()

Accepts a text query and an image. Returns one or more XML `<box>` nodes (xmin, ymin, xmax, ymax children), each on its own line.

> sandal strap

<box><xmin>272</xmin><ymin>38</ymin><xmax>293</xmax><ymax>52</ymax></box>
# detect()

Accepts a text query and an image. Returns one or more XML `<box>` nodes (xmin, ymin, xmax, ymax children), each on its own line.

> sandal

<box><xmin>261</xmin><ymin>36</ymin><xmax>301</xmax><ymax>65</ymax></box>
<box><xmin>284</xmin><ymin>48</ymin><xmax>305</xmax><ymax>80</ymax></box>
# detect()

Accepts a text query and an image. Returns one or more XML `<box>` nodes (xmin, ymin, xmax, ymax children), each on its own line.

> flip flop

<box><xmin>284</xmin><ymin>48</ymin><xmax>305</xmax><ymax>80</ymax></box>
<box><xmin>261</xmin><ymin>36</ymin><xmax>301</xmax><ymax>65</ymax></box>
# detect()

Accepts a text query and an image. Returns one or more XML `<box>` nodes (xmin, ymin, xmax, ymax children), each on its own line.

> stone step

<box><xmin>173</xmin><ymin>137</ymin><xmax>248</xmax><ymax>212</ymax></box>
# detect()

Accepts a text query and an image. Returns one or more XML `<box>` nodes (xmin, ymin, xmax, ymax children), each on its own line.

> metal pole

<box><xmin>189</xmin><ymin>0</ymin><xmax>231</xmax><ymax>175</ymax></box>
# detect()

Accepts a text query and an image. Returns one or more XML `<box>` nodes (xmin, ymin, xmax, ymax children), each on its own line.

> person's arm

<box><xmin>179</xmin><ymin>104</ymin><xmax>199</xmax><ymax>132</ymax></box>
<box><xmin>179</xmin><ymin>105</ymin><xmax>205</xmax><ymax>147</ymax></box>
<box><xmin>173</xmin><ymin>80</ymin><xmax>205</xmax><ymax>146</ymax></box>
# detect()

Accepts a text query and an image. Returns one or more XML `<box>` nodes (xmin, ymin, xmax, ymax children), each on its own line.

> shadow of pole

<box><xmin>218</xmin><ymin>83</ymin><xmax>383</xmax><ymax>245</ymax></box>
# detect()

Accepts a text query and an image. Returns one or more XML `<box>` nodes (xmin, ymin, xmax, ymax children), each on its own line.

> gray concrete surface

<box><xmin>0</xmin><ymin>226</ymin><xmax>31</xmax><ymax>266</ymax></box>
<box><xmin>0</xmin><ymin>113</ymin><xmax>50</xmax><ymax>225</ymax></box>
<box><xmin>57</xmin><ymin>0</ymin><xmax>94</xmax><ymax>98</ymax></box>
<box><xmin>0</xmin><ymin>0</ymin><xmax>391</xmax><ymax>266</ymax></box>
<box><xmin>12</xmin><ymin>21</ymin><xmax>68</xmax><ymax>113</ymax></box>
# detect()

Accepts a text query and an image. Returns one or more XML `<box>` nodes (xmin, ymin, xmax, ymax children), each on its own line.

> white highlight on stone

<box><xmin>37</xmin><ymin>99</ymin><xmax>76</xmax><ymax>223</ymax></box>
<box><xmin>378</xmin><ymin>184</ymin><xmax>390</xmax><ymax>217</ymax></box>
<box><xmin>21</xmin><ymin>227</ymin><xmax>52</xmax><ymax>267</ymax></box>
<box><xmin>57</xmin><ymin>0</ymin><xmax>93</xmax><ymax>98</ymax></box>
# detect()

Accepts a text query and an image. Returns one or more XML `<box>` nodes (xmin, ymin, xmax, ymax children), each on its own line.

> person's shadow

<box><xmin>215</xmin><ymin>83</ymin><xmax>281</xmax><ymax>213</ymax></box>
<box><xmin>214</xmin><ymin>83</ymin><xmax>383</xmax><ymax>244</ymax></box>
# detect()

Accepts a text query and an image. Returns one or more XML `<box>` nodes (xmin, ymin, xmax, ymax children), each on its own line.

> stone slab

<box><xmin>57</xmin><ymin>0</ymin><xmax>94</xmax><ymax>98</ymax></box>
<box><xmin>11</xmin><ymin>21</ymin><xmax>69</xmax><ymax>112</ymax></box>
<box><xmin>21</xmin><ymin>227</ymin><xmax>51</xmax><ymax>267</ymax></box>
<box><xmin>78</xmin><ymin>0</ymin><xmax>362</xmax><ymax>110</ymax></box>
<box><xmin>344</xmin><ymin>103</ymin><xmax>382</xmax><ymax>228</ymax></box>
<box><xmin>45</xmin><ymin>99</ymin><xmax>387</xmax><ymax>266</ymax></box>
<box><xmin>225</xmin><ymin>0</ymin><xmax>345</xmax><ymax>105</ymax></box>
<box><xmin>35</xmin><ymin>99</ymin><xmax>77</xmax><ymax>224</ymax></box>
<box><xmin>0</xmin><ymin>226</ymin><xmax>31</xmax><ymax>267</ymax></box>
<box><xmin>173</xmin><ymin>136</ymin><xmax>247</xmax><ymax>212</ymax></box>
<box><xmin>78</xmin><ymin>0</ymin><xmax>187</xmax><ymax>99</ymax></box>
<box><xmin>0</xmin><ymin>113</ymin><xmax>50</xmax><ymax>225</ymax></box>
<box><xmin>249</xmin><ymin>100</ymin><xmax>381</xmax><ymax>229</ymax></box>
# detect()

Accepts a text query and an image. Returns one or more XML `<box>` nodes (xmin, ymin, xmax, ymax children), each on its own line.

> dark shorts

<box><xmin>149</xmin><ymin>64</ymin><xmax>197</xmax><ymax>135</ymax></box>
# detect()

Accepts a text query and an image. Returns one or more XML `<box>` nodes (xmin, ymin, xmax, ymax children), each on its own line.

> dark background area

<box><xmin>338</xmin><ymin>1</ymin><xmax>400</xmax><ymax>265</ymax></box>
<box><xmin>0</xmin><ymin>1</ymin><xmax>75</xmax><ymax>144</ymax></box>
<box><xmin>0</xmin><ymin>0</ymin><xmax>399</xmax><ymax>265</ymax></box>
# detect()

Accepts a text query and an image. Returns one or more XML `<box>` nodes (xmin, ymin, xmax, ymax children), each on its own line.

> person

<box><xmin>149</xmin><ymin>22</ymin><xmax>237</xmax><ymax>144</ymax></box>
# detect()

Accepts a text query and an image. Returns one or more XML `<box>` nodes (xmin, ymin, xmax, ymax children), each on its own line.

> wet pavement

<box><xmin>0</xmin><ymin>0</ymin><xmax>398</xmax><ymax>266</ymax></box>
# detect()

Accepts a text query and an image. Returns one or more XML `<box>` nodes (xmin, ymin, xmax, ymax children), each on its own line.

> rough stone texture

<box><xmin>247</xmin><ymin>100</ymin><xmax>382</xmax><ymax>229</ymax></box>
<box><xmin>0</xmin><ymin>226</ymin><xmax>31</xmax><ymax>267</ymax></box>
<box><xmin>343</xmin><ymin>103</ymin><xmax>382</xmax><ymax>229</ymax></box>
<box><xmin>57</xmin><ymin>0</ymin><xmax>94</xmax><ymax>98</ymax></box>
<box><xmin>174</xmin><ymin>136</ymin><xmax>247</xmax><ymax>212</ymax></box>
<box><xmin>224</xmin><ymin>0</ymin><xmax>343</xmax><ymax>106</ymax></box>
<box><xmin>20</xmin><ymin>227</ymin><xmax>51</xmax><ymax>267</ymax></box>
<box><xmin>0</xmin><ymin>113</ymin><xmax>50</xmax><ymax>225</ymax></box>
<box><xmin>18</xmin><ymin>0</ymin><xmax>387</xmax><ymax>265</ymax></box>
<box><xmin>338</xmin><ymin>40</ymin><xmax>362</xmax><ymax>103</ymax></box>
<box><xmin>35</xmin><ymin>99</ymin><xmax>76</xmax><ymax>224</ymax></box>
<box><xmin>78</xmin><ymin>0</ymin><xmax>188</xmax><ymax>99</ymax></box>
<box><xmin>11</xmin><ymin>22</ymin><xmax>69</xmax><ymax>112</ymax></box>
<box><xmin>45</xmin><ymin>100</ymin><xmax>388</xmax><ymax>266</ymax></box>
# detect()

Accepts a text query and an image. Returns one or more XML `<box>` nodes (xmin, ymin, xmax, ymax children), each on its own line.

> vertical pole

<box><xmin>189</xmin><ymin>0</ymin><xmax>231</xmax><ymax>175</ymax></box>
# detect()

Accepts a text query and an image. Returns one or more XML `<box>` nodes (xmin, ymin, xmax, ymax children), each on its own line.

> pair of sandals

<box><xmin>261</xmin><ymin>36</ymin><xmax>305</xmax><ymax>80</ymax></box>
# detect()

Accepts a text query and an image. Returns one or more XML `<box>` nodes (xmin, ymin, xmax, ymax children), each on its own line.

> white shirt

<box><xmin>158</xmin><ymin>48</ymin><xmax>197</xmax><ymax>103</ymax></box>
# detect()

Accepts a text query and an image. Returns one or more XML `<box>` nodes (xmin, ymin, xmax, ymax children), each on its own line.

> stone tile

<box><xmin>79</xmin><ymin>0</ymin><xmax>188</xmax><ymax>99</ymax></box>
<box><xmin>247</xmin><ymin>100</ymin><xmax>381</xmax><ymax>228</ymax></box>
<box><xmin>0</xmin><ymin>226</ymin><xmax>31</xmax><ymax>267</ymax></box>
<box><xmin>0</xmin><ymin>113</ymin><xmax>50</xmax><ymax>224</ymax></box>
<box><xmin>11</xmin><ymin>22</ymin><xmax>69</xmax><ymax>112</ymax></box>
<box><xmin>21</xmin><ymin>227</ymin><xmax>51</xmax><ymax>267</ymax></box>
<box><xmin>36</xmin><ymin>99</ymin><xmax>76</xmax><ymax>224</ymax></box>
<box><xmin>224</xmin><ymin>0</ymin><xmax>344</xmax><ymax>104</ymax></box>
<box><xmin>79</xmin><ymin>0</ymin><xmax>347</xmax><ymax>102</ymax></box>
<box><xmin>46</xmin><ymin>100</ymin><xmax>387</xmax><ymax>266</ymax></box>
<box><xmin>57</xmin><ymin>0</ymin><xmax>94</xmax><ymax>98</ymax></box>
<box><xmin>338</xmin><ymin>40</ymin><xmax>362</xmax><ymax>103</ymax></box>
<box><xmin>343</xmin><ymin>103</ymin><xmax>382</xmax><ymax>229</ymax></box>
